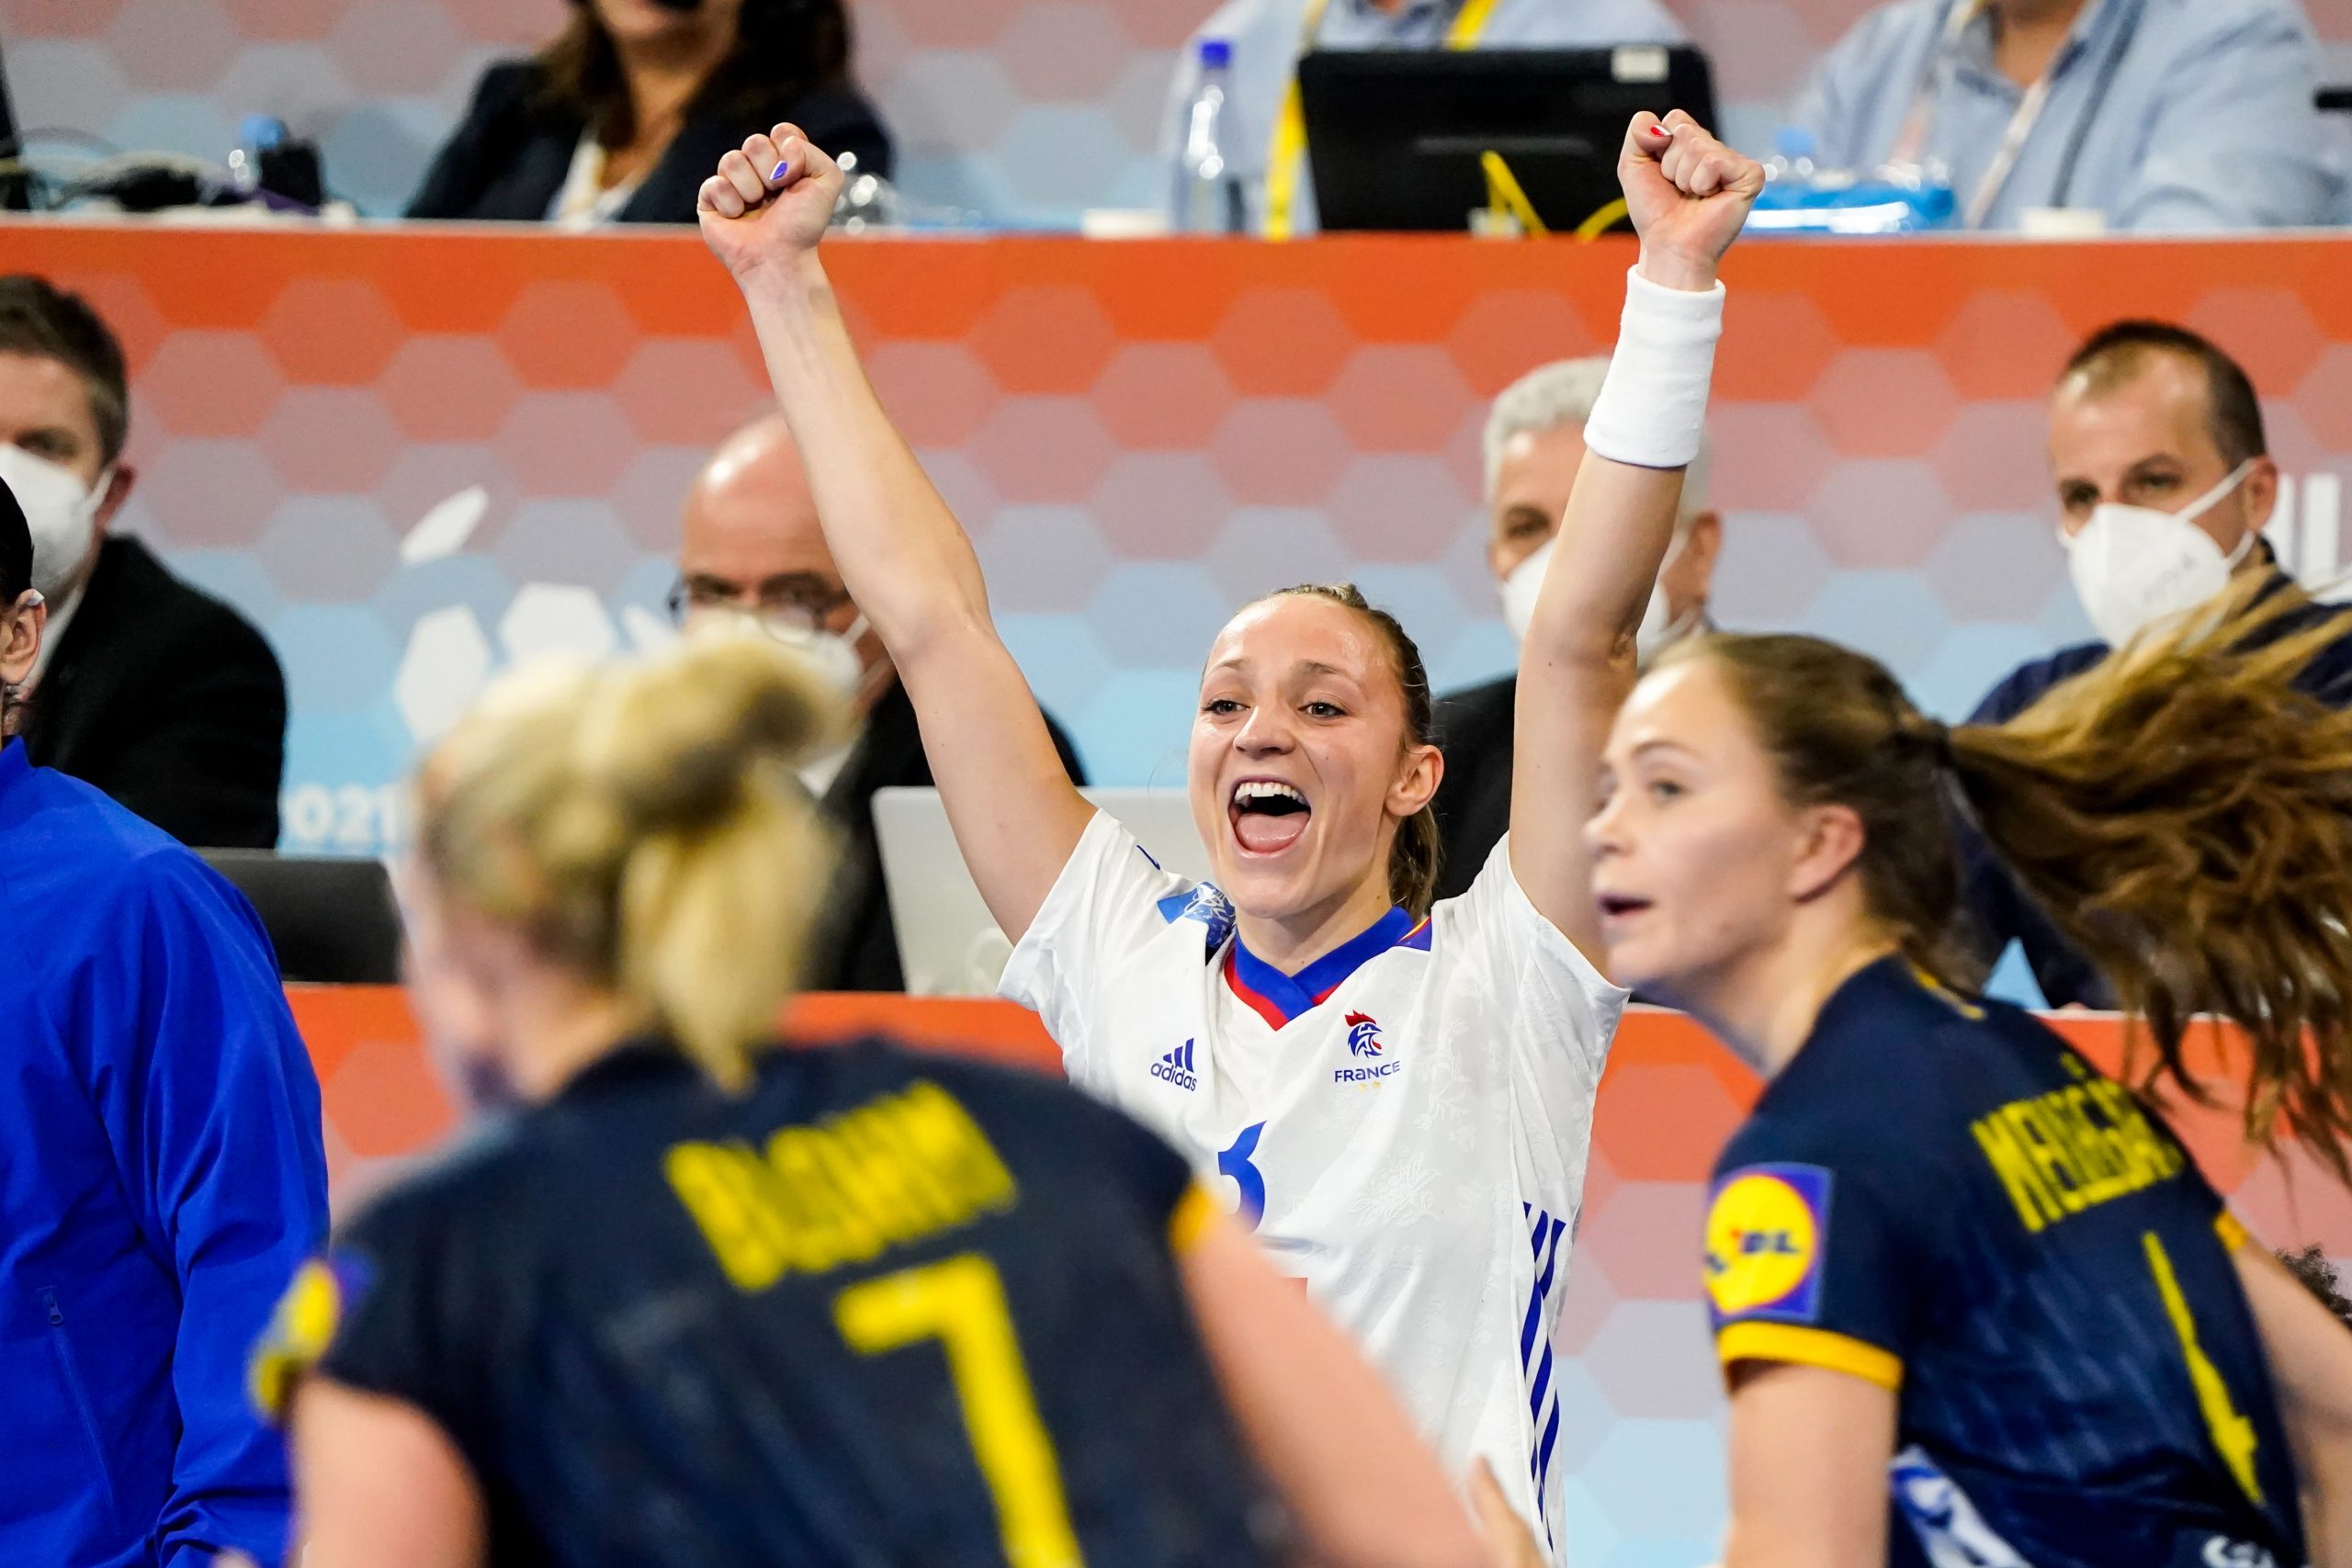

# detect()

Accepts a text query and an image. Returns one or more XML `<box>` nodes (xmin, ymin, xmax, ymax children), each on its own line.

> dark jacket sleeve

<box><xmin>1040</xmin><ymin>705</ymin><xmax>1088</xmax><ymax>788</ymax></box>
<box><xmin>1430</xmin><ymin>675</ymin><xmax>1515</xmax><ymax>904</ymax></box>
<box><xmin>772</xmin><ymin>81</ymin><xmax>894</xmax><ymax>182</ymax></box>
<box><xmin>101</xmin><ymin>607</ymin><xmax>287</xmax><ymax>852</ymax></box>
<box><xmin>627</xmin><ymin>79</ymin><xmax>896</xmax><ymax>224</ymax></box>
<box><xmin>406</xmin><ymin>62</ymin><xmax>541</xmax><ymax>220</ymax></box>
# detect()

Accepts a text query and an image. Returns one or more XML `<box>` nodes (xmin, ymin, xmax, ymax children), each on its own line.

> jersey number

<box><xmin>2141</xmin><ymin>1231</ymin><xmax>2263</xmax><ymax>1506</ymax></box>
<box><xmin>835</xmin><ymin>1254</ymin><xmax>1086</xmax><ymax>1568</ymax></box>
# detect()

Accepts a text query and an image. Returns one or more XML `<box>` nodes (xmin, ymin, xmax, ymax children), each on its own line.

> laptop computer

<box><xmin>1300</xmin><ymin>45</ymin><xmax>1718</xmax><ymax>233</ymax></box>
<box><xmin>873</xmin><ymin>787</ymin><xmax>1215</xmax><ymax>997</ymax></box>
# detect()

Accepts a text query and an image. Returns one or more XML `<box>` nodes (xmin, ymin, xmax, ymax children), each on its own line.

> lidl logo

<box><xmin>1702</xmin><ymin>1164</ymin><xmax>1829</xmax><ymax>1322</ymax></box>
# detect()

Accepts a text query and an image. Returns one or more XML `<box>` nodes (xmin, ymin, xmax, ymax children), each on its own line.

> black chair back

<box><xmin>198</xmin><ymin>850</ymin><xmax>402</xmax><ymax>984</ymax></box>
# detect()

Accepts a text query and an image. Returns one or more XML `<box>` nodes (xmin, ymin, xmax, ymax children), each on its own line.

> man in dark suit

<box><xmin>0</xmin><ymin>276</ymin><xmax>285</xmax><ymax>849</ymax></box>
<box><xmin>1430</xmin><ymin>356</ymin><xmax>1721</xmax><ymax>900</ymax></box>
<box><xmin>676</xmin><ymin>412</ymin><xmax>1086</xmax><ymax>991</ymax></box>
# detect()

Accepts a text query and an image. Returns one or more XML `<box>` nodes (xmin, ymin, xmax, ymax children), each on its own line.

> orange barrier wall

<box><xmin>290</xmin><ymin>986</ymin><xmax>2352</xmax><ymax>1255</ymax></box>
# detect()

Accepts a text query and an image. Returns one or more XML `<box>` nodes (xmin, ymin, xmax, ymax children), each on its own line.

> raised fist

<box><xmin>1617</xmin><ymin>110</ymin><xmax>1764</xmax><ymax>290</ymax></box>
<box><xmin>696</xmin><ymin>123</ymin><xmax>843</xmax><ymax>282</ymax></box>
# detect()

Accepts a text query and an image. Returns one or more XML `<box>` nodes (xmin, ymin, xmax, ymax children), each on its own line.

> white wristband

<box><xmin>1582</xmin><ymin>266</ymin><xmax>1725</xmax><ymax>471</ymax></box>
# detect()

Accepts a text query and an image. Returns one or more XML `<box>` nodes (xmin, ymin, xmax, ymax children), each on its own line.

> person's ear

<box><xmin>2240</xmin><ymin>457</ymin><xmax>2281</xmax><ymax>536</ymax></box>
<box><xmin>0</xmin><ymin>590</ymin><xmax>47</xmax><ymax>688</ymax></box>
<box><xmin>1787</xmin><ymin>801</ymin><xmax>1865</xmax><ymax>905</ymax></box>
<box><xmin>1685</xmin><ymin>509</ymin><xmax>1723</xmax><ymax>572</ymax></box>
<box><xmin>93</xmin><ymin>463</ymin><xmax>135</xmax><ymax>531</ymax></box>
<box><xmin>1391</xmin><ymin>739</ymin><xmax>1442</xmax><ymax>818</ymax></box>
<box><xmin>1665</xmin><ymin>510</ymin><xmax>1724</xmax><ymax>623</ymax></box>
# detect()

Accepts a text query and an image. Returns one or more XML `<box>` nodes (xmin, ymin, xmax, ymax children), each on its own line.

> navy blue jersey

<box><xmin>254</xmin><ymin>1038</ymin><xmax>1278</xmax><ymax>1568</ymax></box>
<box><xmin>1704</xmin><ymin>959</ymin><xmax>2303</xmax><ymax>1567</ymax></box>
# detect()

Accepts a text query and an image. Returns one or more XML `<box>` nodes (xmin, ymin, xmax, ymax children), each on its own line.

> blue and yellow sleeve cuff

<box><xmin>248</xmin><ymin>1257</ymin><xmax>350</xmax><ymax>1422</ymax></box>
<box><xmin>1169</xmin><ymin>1182</ymin><xmax>1218</xmax><ymax>1255</ymax></box>
<box><xmin>1716</xmin><ymin>1323</ymin><xmax>1904</xmax><ymax>1393</ymax></box>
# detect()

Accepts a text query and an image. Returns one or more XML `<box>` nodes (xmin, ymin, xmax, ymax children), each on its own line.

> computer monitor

<box><xmin>0</xmin><ymin>35</ymin><xmax>24</xmax><ymax>211</ymax></box>
<box><xmin>1299</xmin><ymin>46</ymin><xmax>1718</xmax><ymax>233</ymax></box>
<box><xmin>872</xmin><ymin>787</ymin><xmax>1214</xmax><ymax>998</ymax></box>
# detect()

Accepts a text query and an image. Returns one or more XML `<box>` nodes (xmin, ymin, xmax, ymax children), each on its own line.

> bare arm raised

<box><xmin>1510</xmin><ymin>111</ymin><xmax>1761</xmax><ymax>964</ymax></box>
<box><xmin>698</xmin><ymin>126</ymin><xmax>1092</xmax><ymax>943</ymax></box>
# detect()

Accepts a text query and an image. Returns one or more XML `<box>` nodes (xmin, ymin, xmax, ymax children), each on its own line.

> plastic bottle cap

<box><xmin>1199</xmin><ymin>39</ymin><xmax>1233</xmax><ymax>69</ymax></box>
<box><xmin>239</xmin><ymin>113</ymin><xmax>288</xmax><ymax>152</ymax></box>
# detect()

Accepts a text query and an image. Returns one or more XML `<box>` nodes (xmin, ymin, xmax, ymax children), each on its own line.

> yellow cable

<box><xmin>1479</xmin><ymin>152</ymin><xmax>1549</xmax><ymax>237</ymax></box>
<box><xmin>1573</xmin><ymin>197</ymin><xmax>1630</xmax><ymax>242</ymax></box>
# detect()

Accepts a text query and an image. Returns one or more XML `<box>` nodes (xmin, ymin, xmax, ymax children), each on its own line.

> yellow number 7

<box><xmin>2143</xmin><ymin>1230</ymin><xmax>2262</xmax><ymax>1506</ymax></box>
<box><xmin>835</xmin><ymin>1253</ymin><xmax>1087</xmax><ymax>1568</ymax></box>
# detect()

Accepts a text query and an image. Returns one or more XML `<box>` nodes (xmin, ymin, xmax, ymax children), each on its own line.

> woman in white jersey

<box><xmin>695</xmin><ymin>112</ymin><xmax>1763</xmax><ymax>1549</ymax></box>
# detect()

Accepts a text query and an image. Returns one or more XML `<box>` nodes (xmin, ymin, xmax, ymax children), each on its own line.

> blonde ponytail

<box><xmin>416</xmin><ymin>631</ymin><xmax>844</xmax><ymax>1091</ymax></box>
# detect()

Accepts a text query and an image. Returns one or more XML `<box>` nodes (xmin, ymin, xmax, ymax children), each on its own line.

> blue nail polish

<box><xmin>770</xmin><ymin>160</ymin><xmax>792</xmax><ymax>184</ymax></box>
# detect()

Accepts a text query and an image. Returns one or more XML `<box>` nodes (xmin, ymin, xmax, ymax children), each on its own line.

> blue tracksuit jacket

<box><xmin>0</xmin><ymin>739</ymin><xmax>327</xmax><ymax>1565</ymax></box>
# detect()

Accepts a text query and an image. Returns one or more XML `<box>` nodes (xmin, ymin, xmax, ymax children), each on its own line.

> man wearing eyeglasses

<box><xmin>673</xmin><ymin>412</ymin><xmax>1088</xmax><ymax>991</ymax></box>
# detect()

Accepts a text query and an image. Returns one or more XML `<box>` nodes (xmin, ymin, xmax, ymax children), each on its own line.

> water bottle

<box><xmin>1762</xmin><ymin>126</ymin><xmax>1819</xmax><ymax>187</ymax></box>
<box><xmin>225</xmin><ymin>114</ymin><xmax>286</xmax><ymax>197</ymax></box>
<box><xmin>1178</xmin><ymin>39</ymin><xmax>1247</xmax><ymax>234</ymax></box>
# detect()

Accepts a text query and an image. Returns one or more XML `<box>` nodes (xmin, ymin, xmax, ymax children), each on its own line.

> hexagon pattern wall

<box><xmin>21</xmin><ymin>220</ymin><xmax>2352</xmax><ymax>876</ymax></box>
<box><xmin>11</xmin><ymin>0</ymin><xmax>2348</xmax><ymax>226</ymax></box>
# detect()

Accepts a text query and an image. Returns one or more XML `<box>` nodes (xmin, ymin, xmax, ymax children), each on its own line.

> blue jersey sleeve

<box><xmin>1704</xmin><ymin>1112</ymin><xmax>1939</xmax><ymax>1393</ymax></box>
<box><xmin>85</xmin><ymin>854</ymin><xmax>329</xmax><ymax>1567</ymax></box>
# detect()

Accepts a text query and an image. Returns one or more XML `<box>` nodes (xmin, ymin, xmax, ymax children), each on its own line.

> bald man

<box><xmin>674</xmin><ymin>413</ymin><xmax>1087</xmax><ymax>992</ymax></box>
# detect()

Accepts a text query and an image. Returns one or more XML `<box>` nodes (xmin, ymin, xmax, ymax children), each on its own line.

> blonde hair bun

<box><xmin>416</xmin><ymin>632</ymin><xmax>849</xmax><ymax>1093</ymax></box>
<box><xmin>578</xmin><ymin>631</ymin><xmax>846</xmax><ymax>831</ymax></box>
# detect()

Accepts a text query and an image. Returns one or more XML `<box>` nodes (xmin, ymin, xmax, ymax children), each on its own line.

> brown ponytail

<box><xmin>1675</xmin><ymin>579</ymin><xmax>2352</xmax><ymax>1180</ymax></box>
<box><xmin>1263</xmin><ymin>582</ymin><xmax>1442</xmax><ymax>917</ymax></box>
<box><xmin>416</xmin><ymin>633</ymin><xmax>843</xmax><ymax>1092</ymax></box>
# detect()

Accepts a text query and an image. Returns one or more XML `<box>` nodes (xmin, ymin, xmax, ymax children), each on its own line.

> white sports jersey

<box><xmin>1000</xmin><ymin>811</ymin><xmax>1628</xmax><ymax>1556</ymax></box>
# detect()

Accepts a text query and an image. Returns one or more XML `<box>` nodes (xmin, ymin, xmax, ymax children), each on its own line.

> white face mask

<box><xmin>692</xmin><ymin>604</ymin><xmax>873</xmax><ymax>710</ymax></box>
<box><xmin>0</xmin><ymin>446</ymin><xmax>107</xmax><ymax>602</ymax></box>
<box><xmin>1500</xmin><ymin>532</ymin><xmax>1691</xmax><ymax>664</ymax></box>
<box><xmin>2063</xmin><ymin>459</ymin><xmax>2256</xmax><ymax>649</ymax></box>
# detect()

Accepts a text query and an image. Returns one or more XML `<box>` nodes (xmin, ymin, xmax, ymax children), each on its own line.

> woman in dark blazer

<box><xmin>408</xmin><ymin>0</ymin><xmax>892</xmax><ymax>227</ymax></box>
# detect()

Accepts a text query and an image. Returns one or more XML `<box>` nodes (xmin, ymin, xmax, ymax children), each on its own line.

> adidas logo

<box><xmin>1152</xmin><ymin>1039</ymin><xmax>1199</xmax><ymax>1091</ymax></box>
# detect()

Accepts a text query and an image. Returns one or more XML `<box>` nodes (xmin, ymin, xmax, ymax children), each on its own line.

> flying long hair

<box><xmin>1666</xmin><ymin>579</ymin><xmax>2352</xmax><ymax>1179</ymax></box>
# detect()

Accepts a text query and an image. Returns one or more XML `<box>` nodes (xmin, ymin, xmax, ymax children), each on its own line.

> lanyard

<box><xmin>1886</xmin><ymin>0</ymin><xmax>2066</xmax><ymax>230</ymax></box>
<box><xmin>1261</xmin><ymin>0</ymin><xmax>1500</xmax><ymax>240</ymax></box>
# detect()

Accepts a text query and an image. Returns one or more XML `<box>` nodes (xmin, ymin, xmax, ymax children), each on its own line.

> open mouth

<box><xmin>1229</xmin><ymin>778</ymin><xmax>1312</xmax><ymax>856</ymax></box>
<box><xmin>1595</xmin><ymin>891</ymin><xmax>1653</xmax><ymax>921</ymax></box>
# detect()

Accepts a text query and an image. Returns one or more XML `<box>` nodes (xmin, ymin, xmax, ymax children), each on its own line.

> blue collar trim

<box><xmin>1227</xmin><ymin>905</ymin><xmax>1430</xmax><ymax>1026</ymax></box>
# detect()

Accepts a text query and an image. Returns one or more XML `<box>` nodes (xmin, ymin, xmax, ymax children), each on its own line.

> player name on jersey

<box><xmin>664</xmin><ymin>1080</ymin><xmax>1019</xmax><ymax>1292</ymax></box>
<box><xmin>1969</xmin><ymin>1058</ymin><xmax>2187</xmax><ymax>1235</ymax></box>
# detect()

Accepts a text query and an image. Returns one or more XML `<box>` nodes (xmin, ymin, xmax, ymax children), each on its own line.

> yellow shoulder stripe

<box><xmin>2215</xmin><ymin>1211</ymin><xmax>2251</xmax><ymax>1254</ymax></box>
<box><xmin>1717</xmin><ymin>1323</ymin><xmax>1903</xmax><ymax>1392</ymax></box>
<box><xmin>1168</xmin><ymin>1182</ymin><xmax>1219</xmax><ymax>1255</ymax></box>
